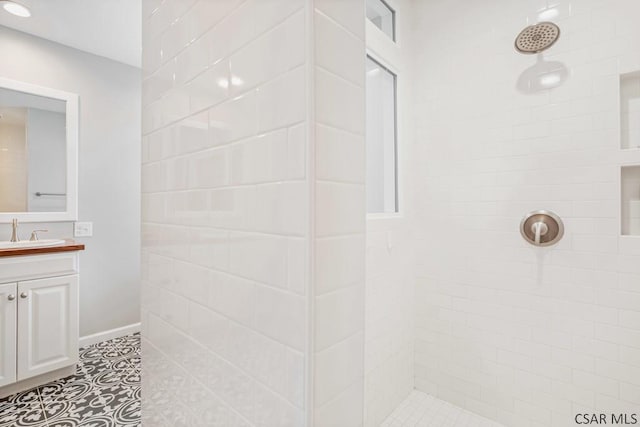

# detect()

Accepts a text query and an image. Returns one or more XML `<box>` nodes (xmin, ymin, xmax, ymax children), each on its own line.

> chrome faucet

<box><xmin>10</xmin><ymin>218</ymin><xmax>19</xmax><ymax>242</ymax></box>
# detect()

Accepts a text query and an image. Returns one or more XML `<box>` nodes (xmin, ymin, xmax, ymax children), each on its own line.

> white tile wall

<box><xmin>142</xmin><ymin>0</ymin><xmax>366</xmax><ymax>426</ymax></box>
<box><xmin>312</xmin><ymin>1</ymin><xmax>367</xmax><ymax>425</ymax></box>
<box><xmin>365</xmin><ymin>221</ymin><xmax>415</xmax><ymax>426</ymax></box>
<box><xmin>364</xmin><ymin>1</ymin><xmax>416</xmax><ymax>425</ymax></box>
<box><xmin>142</xmin><ymin>0</ymin><xmax>308</xmax><ymax>425</ymax></box>
<box><xmin>411</xmin><ymin>1</ymin><xmax>640</xmax><ymax>426</ymax></box>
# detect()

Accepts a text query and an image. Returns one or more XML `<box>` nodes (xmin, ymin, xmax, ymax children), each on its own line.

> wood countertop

<box><xmin>0</xmin><ymin>239</ymin><xmax>85</xmax><ymax>258</ymax></box>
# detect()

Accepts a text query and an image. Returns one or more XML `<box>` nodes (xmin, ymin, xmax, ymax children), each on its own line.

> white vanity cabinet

<box><xmin>17</xmin><ymin>275</ymin><xmax>79</xmax><ymax>380</ymax></box>
<box><xmin>0</xmin><ymin>282</ymin><xmax>17</xmax><ymax>387</ymax></box>
<box><xmin>0</xmin><ymin>250</ymin><xmax>81</xmax><ymax>396</ymax></box>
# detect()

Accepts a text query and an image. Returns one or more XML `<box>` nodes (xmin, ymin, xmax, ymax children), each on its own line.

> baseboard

<box><xmin>79</xmin><ymin>322</ymin><xmax>141</xmax><ymax>348</ymax></box>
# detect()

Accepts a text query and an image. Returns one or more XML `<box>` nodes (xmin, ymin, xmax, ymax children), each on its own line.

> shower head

<box><xmin>515</xmin><ymin>22</ymin><xmax>560</xmax><ymax>54</ymax></box>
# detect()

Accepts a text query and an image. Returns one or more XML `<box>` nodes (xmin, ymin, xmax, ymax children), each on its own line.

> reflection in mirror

<box><xmin>0</xmin><ymin>87</ymin><xmax>66</xmax><ymax>213</ymax></box>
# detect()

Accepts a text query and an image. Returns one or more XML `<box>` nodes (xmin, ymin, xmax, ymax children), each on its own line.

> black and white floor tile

<box><xmin>0</xmin><ymin>334</ymin><xmax>141</xmax><ymax>427</ymax></box>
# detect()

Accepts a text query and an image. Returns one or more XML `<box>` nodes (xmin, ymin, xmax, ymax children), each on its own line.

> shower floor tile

<box><xmin>0</xmin><ymin>334</ymin><xmax>140</xmax><ymax>427</ymax></box>
<box><xmin>381</xmin><ymin>390</ymin><xmax>505</xmax><ymax>427</ymax></box>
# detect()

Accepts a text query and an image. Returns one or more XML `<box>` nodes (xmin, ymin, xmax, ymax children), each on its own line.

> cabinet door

<box><xmin>17</xmin><ymin>275</ymin><xmax>78</xmax><ymax>381</ymax></box>
<box><xmin>0</xmin><ymin>282</ymin><xmax>17</xmax><ymax>387</ymax></box>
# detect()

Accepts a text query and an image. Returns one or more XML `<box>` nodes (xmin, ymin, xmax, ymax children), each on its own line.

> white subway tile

<box><xmin>315</xmin><ymin>68</ymin><xmax>365</xmax><ymax>135</ymax></box>
<box><xmin>314</xmin><ymin>0</ymin><xmax>365</xmax><ymax>39</ymax></box>
<box><xmin>257</xmin><ymin>66</ymin><xmax>306</xmax><ymax>133</ymax></box>
<box><xmin>187</xmin><ymin>60</ymin><xmax>230</xmax><ymax>113</ymax></box>
<box><xmin>316</xmin><ymin>124</ymin><xmax>366</xmax><ymax>183</ymax></box>
<box><xmin>315</xmin><ymin>332</ymin><xmax>364</xmax><ymax>406</ymax></box>
<box><xmin>315</xmin><ymin>11</ymin><xmax>365</xmax><ymax>87</ymax></box>
<box><xmin>209</xmin><ymin>92</ymin><xmax>257</xmax><ymax>146</ymax></box>
<box><xmin>314</xmin><ymin>380</ymin><xmax>364</xmax><ymax>427</ymax></box>
<box><xmin>253</xmin><ymin>284</ymin><xmax>306</xmax><ymax>351</ymax></box>
<box><xmin>230</xmin><ymin>11</ymin><xmax>304</xmax><ymax>95</ymax></box>
<box><xmin>316</xmin><ymin>235</ymin><xmax>365</xmax><ymax>295</ymax></box>
<box><xmin>315</xmin><ymin>284</ymin><xmax>365</xmax><ymax>350</ymax></box>
<box><xmin>315</xmin><ymin>182</ymin><xmax>366</xmax><ymax>237</ymax></box>
<box><xmin>228</xmin><ymin>232</ymin><xmax>288</xmax><ymax>289</ymax></box>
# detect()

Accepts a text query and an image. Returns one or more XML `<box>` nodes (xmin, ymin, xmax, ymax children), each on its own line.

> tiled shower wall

<box><xmin>364</xmin><ymin>220</ymin><xmax>414</xmax><ymax>427</ymax></box>
<box><xmin>411</xmin><ymin>0</ymin><xmax>640</xmax><ymax>426</ymax></box>
<box><xmin>141</xmin><ymin>0</ymin><xmax>309</xmax><ymax>424</ymax></box>
<box><xmin>364</xmin><ymin>1</ymin><xmax>416</xmax><ymax>425</ymax></box>
<box><xmin>141</xmin><ymin>0</ymin><xmax>365</xmax><ymax>425</ymax></box>
<box><xmin>311</xmin><ymin>0</ymin><xmax>367</xmax><ymax>425</ymax></box>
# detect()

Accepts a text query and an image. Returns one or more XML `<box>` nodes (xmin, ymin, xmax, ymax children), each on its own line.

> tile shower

<box><xmin>141</xmin><ymin>0</ymin><xmax>640</xmax><ymax>426</ymax></box>
<box><xmin>409</xmin><ymin>1</ymin><xmax>640</xmax><ymax>426</ymax></box>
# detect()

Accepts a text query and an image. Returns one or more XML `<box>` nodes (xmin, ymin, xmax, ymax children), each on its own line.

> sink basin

<box><xmin>0</xmin><ymin>239</ymin><xmax>66</xmax><ymax>250</ymax></box>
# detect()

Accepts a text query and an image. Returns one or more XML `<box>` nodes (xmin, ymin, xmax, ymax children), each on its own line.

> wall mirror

<box><xmin>0</xmin><ymin>77</ymin><xmax>78</xmax><ymax>223</ymax></box>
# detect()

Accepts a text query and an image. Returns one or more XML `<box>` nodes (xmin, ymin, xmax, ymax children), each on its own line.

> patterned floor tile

<box><xmin>0</xmin><ymin>401</ymin><xmax>46</xmax><ymax>427</ymax></box>
<box><xmin>0</xmin><ymin>334</ymin><xmax>141</xmax><ymax>427</ymax></box>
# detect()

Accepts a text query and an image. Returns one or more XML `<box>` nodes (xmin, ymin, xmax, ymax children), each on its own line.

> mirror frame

<box><xmin>0</xmin><ymin>77</ymin><xmax>78</xmax><ymax>223</ymax></box>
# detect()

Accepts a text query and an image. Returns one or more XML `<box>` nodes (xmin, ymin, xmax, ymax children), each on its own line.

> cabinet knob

<box><xmin>20</xmin><ymin>292</ymin><xmax>28</xmax><ymax>299</ymax></box>
<box><xmin>7</xmin><ymin>294</ymin><xmax>15</xmax><ymax>301</ymax></box>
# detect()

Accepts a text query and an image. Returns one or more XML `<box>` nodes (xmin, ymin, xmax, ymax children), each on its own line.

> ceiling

<box><xmin>0</xmin><ymin>0</ymin><xmax>141</xmax><ymax>68</ymax></box>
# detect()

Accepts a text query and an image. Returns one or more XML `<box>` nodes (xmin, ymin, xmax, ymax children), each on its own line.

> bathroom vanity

<box><xmin>0</xmin><ymin>77</ymin><xmax>83</xmax><ymax>398</ymax></box>
<box><xmin>0</xmin><ymin>242</ymin><xmax>84</xmax><ymax>398</ymax></box>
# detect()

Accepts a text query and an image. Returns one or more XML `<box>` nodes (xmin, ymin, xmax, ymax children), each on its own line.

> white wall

<box><xmin>0</xmin><ymin>26</ymin><xmax>141</xmax><ymax>337</ymax></box>
<box><xmin>364</xmin><ymin>0</ymin><xmax>416</xmax><ymax>425</ymax></box>
<box><xmin>411</xmin><ymin>0</ymin><xmax>640</xmax><ymax>426</ymax></box>
<box><xmin>140</xmin><ymin>0</ymin><xmax>365</xmax><ymax>425</ymax></box>
<box><xmin>142</xmin><ymin>0</ymin><xmax>310</xmax><ymax>423</ymax></box>
<box><xmin>312</xmin><ymin>0</ymin><xmax>367</xmax><ymax>424</ymax></box>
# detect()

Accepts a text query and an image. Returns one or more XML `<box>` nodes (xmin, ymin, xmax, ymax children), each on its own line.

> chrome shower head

<box><xmin>515</xmin><ymin>22</ymin><xmax>560</xmax><ymax>54</ymax></box>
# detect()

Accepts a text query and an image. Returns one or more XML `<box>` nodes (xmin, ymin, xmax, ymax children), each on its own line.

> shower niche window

<box><xmin>622</xmin><ymin>166</ymin><xmax>640</xmax><ymax>236</ymax></box>
<box><xmin>621</xmin><ymin>72</ymin><xmax>640</xmax><ymax>150</ymax></box>
<box><xmin>366</xmin><ymin>0</ymin><xmax>395</xmax><ymax>41</ymax></box>
<box><xmin>366</xmin><ymin>56</ymin><xmax>398</xmax><ymax>214</ymax></box>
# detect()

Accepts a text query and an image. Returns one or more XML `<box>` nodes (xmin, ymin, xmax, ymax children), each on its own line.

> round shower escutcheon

<box><xmin>520</xmin><ymin>210</ymin><xmax>564</xmax><ymax>247</ymax></box>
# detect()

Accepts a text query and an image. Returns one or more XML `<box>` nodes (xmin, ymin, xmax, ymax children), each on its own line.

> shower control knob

<box><xmin>7</xmin><ymin>294</ymin><xmax>15</xmax><ymax>301</ymax></box>
<box><xmin>520</xmin><ymin>210</ymin><xmax>564</xmax><ymax>247</ymax></box>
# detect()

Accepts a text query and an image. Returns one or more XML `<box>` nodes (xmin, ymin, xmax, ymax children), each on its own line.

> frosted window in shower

<box><xmin>621</xmin><ymin>72</ymin><xmax>640</xmax><ymax>150</ymax></box>
<box><xmin>366</xmin><ymin>0</ymin><xmax>395</xmax><ymax>41</ymax></box>
<box><xmin>366</xmin><ymin>56</ymin><xmax>398</xmax><ymax>214</ymax></box>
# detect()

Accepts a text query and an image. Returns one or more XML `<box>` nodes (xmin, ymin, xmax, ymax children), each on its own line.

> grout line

<box><xmin>35</xmin><ymin>387</ymin><xmax>49</xmax><ymax>427</ymax></box>
<box><xmin>142</xmin><ymin>120</ymin><xmax>306</xmax><ymax>165</ymax></box>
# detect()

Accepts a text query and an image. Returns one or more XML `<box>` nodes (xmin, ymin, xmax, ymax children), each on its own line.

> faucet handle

<box><xmin>29</xmin><ymin>230</ymin><xmax>48</xmax><ymax>241</ymax></box>
<box><xmin>10</xmin><ymin>218</ymin><xmax>18</xmax><ymax>242</ymax></box>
